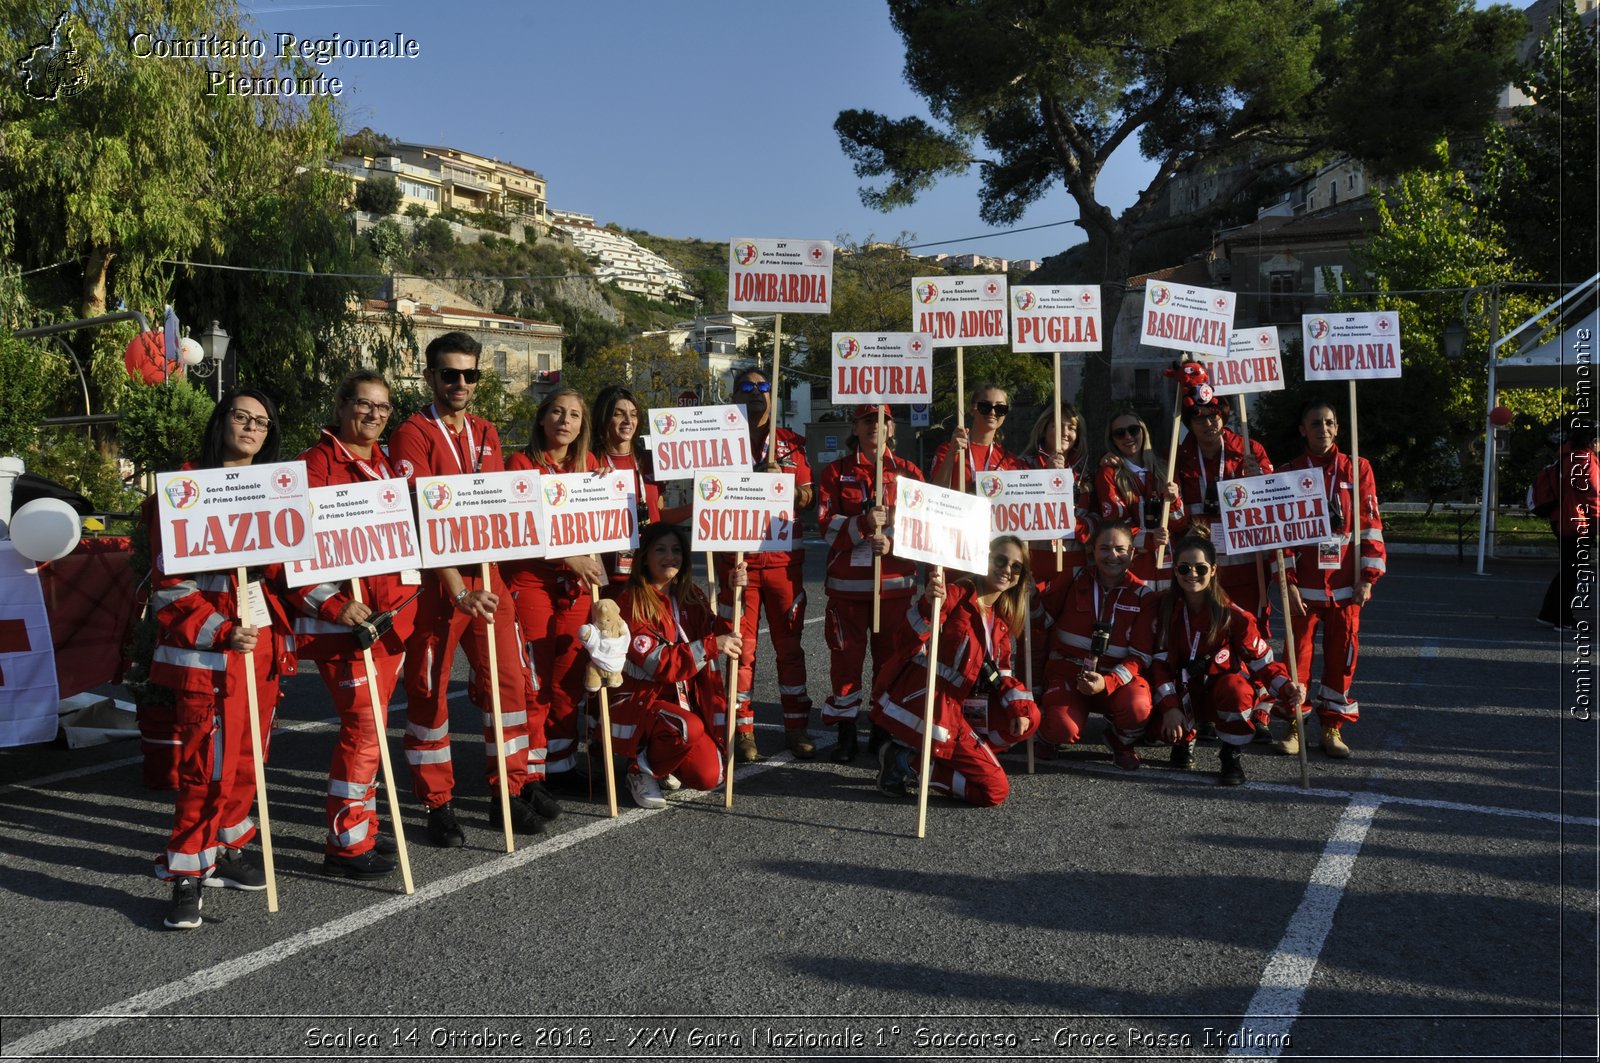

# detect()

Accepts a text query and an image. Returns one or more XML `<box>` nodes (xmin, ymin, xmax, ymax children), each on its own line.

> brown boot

<box><xmin>734</xmin><ymin>732</ymin><xmax>764</xmax><ymax>764</ymax></box>
<box><xmin>1321</xmin><ymin>725</ymin><xmax>1351</xmax><ymax>759</ymax></box>
<box><xmin>784</xmin><ymin>729</ymin><xmax>817</xmax><ymax>760</ymax></box>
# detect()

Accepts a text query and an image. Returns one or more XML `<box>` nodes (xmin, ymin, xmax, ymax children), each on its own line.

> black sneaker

<box><xmin>519</xmin><ymin>781</ymin><xmax>563</xmax><ymax>820</ymax></box>
<box><xmin>322</xmin><ymin>848</ymin><xmax>398</xmax><ymax>880</ymax></box>
<box><xmin>488</xmin><ymin>793</ymin><xmax>545</xmax><ymax>835</ymax></box>
<box><xmin>373</xmin><ymin>832</ymin><xmax>397</xmax><ymax>855</ymax></box>
<box><xmin>832</xmin><ymin>723</ymin><xmax>859</xmax><ymax>763</ymax></box>
<box><xmin>426</xmin><ymin>802</ymin><xmax>466</xmax><ymax>848</ymax></box>
<box><xmin>1169</xmin><ymin>737</ymin><xmax>1196</xmax><ymax>771</ymax></box>
<box><xmin>163</xmin><ymin>877</ymin><xmax>203</xmax><ymax>930</ymax></box>
<box><xmin>1196</xmin><ymin>721</ymin><xmax>1219</xmax><ymax>743</ymax></box>
<box><xmin>1219</xmin><ymin>744</ymin><xmax>1246</xmax><ymax>787</ymax></box>
<box><xmin>206</xmin><ymin>847</ymin><xmax>267</xmax><ymax>891</ymax></box>
<box><xmin>876</xmin><ymin>742</ymin><xmax>912</xmax><ymax>797</ymax></box>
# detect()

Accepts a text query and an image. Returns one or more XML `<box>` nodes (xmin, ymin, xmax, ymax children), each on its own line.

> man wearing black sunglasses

<box><xmin>388</xmin><ymin>332</ymin><xmax>547</xmax><ymax>846</ymax></box>
<box><xmin>715</xmin><ymin>366</ymin><xmax>818</xmax><ymax>762</ymax></box>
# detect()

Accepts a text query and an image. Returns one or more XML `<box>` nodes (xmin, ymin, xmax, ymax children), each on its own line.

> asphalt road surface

<box><xmin>0</xmin><ymin>552</ymin><xmax>1594</xmax><ymax>1061</ymax></box>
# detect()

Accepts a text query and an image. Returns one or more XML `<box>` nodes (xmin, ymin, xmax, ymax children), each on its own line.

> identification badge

<box><xmin>399</xmin><ymin>568</ymin><xmax>422</xmax><ymax>586</ymax></box>
<box><xmin>1318</xmin><ymin>540</ymin><xmax>1342</xmax><ymax>569</ymax></box>
<box><xmin>615</xmin><ymin>552</ymin><xmax>634</xmax><ymax>577</ymax></box>
<box><xmin>961</xmin><ymin>697</ymin><xmax>988</xmax><ymax>723</ymax></box>
<box><xmin>850</xmin><ymin>540</ymin><xmax>873</xmax><ymax>567</ymax></box>
<box><xmin>240</xmin><ymin>580</ymin><xmax>272</xmax><ymax>629</ymax></box>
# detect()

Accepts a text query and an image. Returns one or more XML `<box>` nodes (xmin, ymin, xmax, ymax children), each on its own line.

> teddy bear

<box><xmin>578</xmin><ymin>597</ymin><xmax>629</xmax><ymax>693</ymax></box>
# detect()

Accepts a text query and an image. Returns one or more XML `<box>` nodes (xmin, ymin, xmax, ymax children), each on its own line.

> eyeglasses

<box><xmin>348</xmin><ymin>398</ymin><xmax>394</xmax><ymax>417</ymax></box>
<box><xmin>1111</xmin><ymin>425</ymin><xmax>1142</xmax><ymax>440</ymax></box>
<box><xmin>989</xmin><ymin>555</ymin><xmax>1026</xmax><ymax>575</ymax></box>
<box><xmin>974</xmin><ymin>401</ymin><xmax>1009</xmax><ymax>417</ymax></box>
<box><xmin>431</xmin><ymin>367</ymin><xmax>481</xmax><ymax>385</ymax></box>
<box><xmin>737</xmin><ymin>380</ymin><xmax>771</xmax><ymax>394</ymax></box>
<box><xmin>227</xmin><ymin>409</ymin><xmax>272</xmax><ymax>432</ymax></box>
<box><xmin>1175</xmin><ymin>562</ymin><xmax>1211</xmax><ymax>576</ymax></box>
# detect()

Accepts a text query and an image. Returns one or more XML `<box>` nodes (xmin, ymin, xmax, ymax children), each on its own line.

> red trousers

<box><xmin>402</xmin><ymin>572</ymin><xmax>534</xmax><ymax>809</ymax></box>
<box><xmin>1158</xmin><ymin>673</ymin><xmax>1257</xmax><ymax>746</ymax></box>
<box><xmin>634</xmin><ymin>699</ymin><xmax>724</xmax><ymax>791</ymax></box>
<box><xmin>319</xmin><ymin>652</ymin><xmax>402</xmax><ymax>858</ymax></box>
<box><xmin>822</xmin><ymin>596</ymin><xmax>912</xmax><ymax>723</ymax></box>
<box><xmin>1293</xmin><ymin>601</ymin><xmax>1361</xmax><ymax>726</ymax></box>
<box><xmin>1039</xmin><ymin>677</ymin><xmax>1153</xmax><ymax>750</ymax></box>
<box><xmin>512</xmin><ymin>575</ymin><xmax>591</xmax><ymax>775</ymax></box>
<box><xmin>922</xmin><ymin>727</ymin><xmax>1013</xmax><ymax>808</ymax></box>
<box><xmin>718</xmin><ymin>559</ymin><xmax>811</xmax><ymax>732</ymax></box>
<box><xmin>159</xmin><ymin>641</ymin><xmax>278</xmax><ymax>880</ymax></box>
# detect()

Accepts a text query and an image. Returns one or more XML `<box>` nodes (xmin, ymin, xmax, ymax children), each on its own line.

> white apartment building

<box><xmin>549</xmin><ymin>213</ymin><xmax>694</xmax><ymax>303</ymax></box>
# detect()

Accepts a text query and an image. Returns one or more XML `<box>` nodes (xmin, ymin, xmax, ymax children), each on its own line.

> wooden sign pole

<box><xmin>955</xmin><ymin>347</ymin><xmax>967</xmax><ymax>493</ymax></box>
<box><xmin>481</xmin><ymin>562</ymin><xmax>515</xmax><ymax>852</ymax></box>
<box><xmin>1275</xmin><ymin>550</ymin><xmax>1310</xmax><ymax>790</ymax></box>
<box><xmin>915</xmin><ymin>582</ymin><xmax>945</xmax><ymax>839</ymax></box>
<box><xmin>872</xmin><ymin>404</ymin><xmax>886</xmax><ymax>633</ymax></box>
<box><xmin>1024</xmin><ymin>582</ymin><xmax>1036</xmax><ymax>775</ymax></box>
<box><xmin>234</xmin><ymin>567</ymin><xmax>278</xmax><ymax>912</ymax></box>
<box><xmin>722</xmin><ymin>558</ymin><xmax>744</xmax><ymax>808</ymax></box>
<box><xmin>1154</xmin><ymin>361</ymin><xmax>1188</xmax><ymax>570</ymax></box>
<box><xmin>1237</xmin><ymin>400</ymin><xmax>1270</xmax><ymax>617</ymax></box>
<box><xmin>1348</xmin><ymin>381</ymin><xmax>1361</xmax><ymax>595</ymax></box>
<box><xmin>348</xmin><ymin>580</ymin><xmax>413</xmax><ymax>894</ymax></box>
<box><xmin>1053</xmin><ymin>351</ymin><xmax>1064</xmax><ymax>572</ymax></box>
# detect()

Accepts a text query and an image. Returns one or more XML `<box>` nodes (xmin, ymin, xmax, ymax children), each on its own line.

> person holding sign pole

<box><xmin>592</xmin><ymin>386</ymin><xmax>690</xmax><ymax>593</ymax></box>
<box><xmin>1035</xmin><ymin>520</ymin><xmax>1158</xmax><ymax>771</ymax></box>
<box><xmin>1272</xmin><ymin>401</ymin><xmax>1386</xmax><ymax>759</ymax></box>
<box><xmin>712</xmin><ymin>367</ymin><xmax>816</xmax><ymax>763</ymax></box>
<box><xmin>1150</xmin><ymin>531</ymin><xmax>1304</xmax><ymax>785</ymax></box>
<box><xmin>928</xmin><ymin>383</ymin><xmax>1023</xmax><ymax>491</ymax></box>
<box><xmin>505</xmin><ymin>387</ymin><xmax>607</xmax><ymax>790</ymax></box>
<box><xmin>816</xmin><ymin>404</ymin><xmax>925</xmax><ymax>762</ymax></box>
<box><xmin>612</xmin><ymin>523</ymin><xmax>745</xmax><ymax>808</ymax></box>
<box><xmin>149</xmin><ymin>389</ymin><xmax>294</xmax><ymax>930</ymax></box>
<box><xmin>869</xmin><ymin>536</ymin><xmax>1039</xmax><ymax>805</ymax></box>
<box><xmin>287</xmin><ymin>371</ymin><xmax>415</xmax><ymax>879</ymax></box>
<box><xmin>1095</xmin><ymin>409</ymin><xmax>1180</xmax><ymax>592</ymax></box>
<box><xmin>389</xmin><ymin>333</ymin><xmax>544</xmax><ymax>847</ymax></box>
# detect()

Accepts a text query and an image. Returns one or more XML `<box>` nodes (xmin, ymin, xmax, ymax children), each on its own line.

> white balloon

<box><xmin>178</xmin><ymin>336</ymin><xmax>205</xmax><ymax>367</ymax></box>
<box><xmin>8</xmin><ymin>497</ymin><xmax>81</xmax><ymax>563</ymax></box>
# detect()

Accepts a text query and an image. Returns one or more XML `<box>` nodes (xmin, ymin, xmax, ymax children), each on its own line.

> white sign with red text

<box><xmin>728</xmin><ymin>237</ymin><xmax>833</xmax><ymax>313</ymax></box>
<box><xmin>156</xmin><ymin>461</ymin><xmax>313</xmax><ymax>575</ymax></box>
<box><xmin>1010</xmin><ymin>285</ymin><xmax>1102</xmax><ymax>352</ymax></box>
<box><xmin>644</xmin><ymin>404</ymin><xmax>753</xmax><ymax>481</ymax></box>
<box><xmin>415</xmin><ymin>470</ymin><xmax>543</xmax><ymax>569</ymax></box>
<box><xmin>286</xmin><ymin>478</ymin><xmax>420</xmax><ymax>587</ymax></box>
<box><xmin>1209</xmin><ymin>326</ymin><xmax>1285</xmax><ymax>396</ymax></box>
<box><xmin>690</xmin><ymin>472</ymin><xmax>796</xmax><ymax>553</ymax></box>
<box><xmin>831</xmin><ymin>333</ymin><xmax>934</xmax><ymax>404</ymax></box>
<box><xmin>978</xmin><ymin>468</ymin><xmax>1076</xmax><ymax>542</ymax></box>
<box><xmin>912</xmin><ymin>274</ymin><xmax>1009</xmax><ymax>346</ymax></box>
<box><xmin>540</xmin><ymin>470</ymin><xmax>638</xmax><ymax>560</ymax></box>
<box><xmin>1216</xmin><ymin>472</ymin><xmax>1332</xmax><ymax>556</ymax></box>
<box><xmin>1301</xmin><ymin>311</ymin><xmax>1403</xmax><ymax>381</ymax></box>
<box><xmin>1140</xmin><ymin>281</ymin><xmax>1236</xmax><ymax>358</ymax></box>
<box><xmin>891</xmin><ymin>480</ymin><xmax>990</xmax><ymax>576</ymax></box>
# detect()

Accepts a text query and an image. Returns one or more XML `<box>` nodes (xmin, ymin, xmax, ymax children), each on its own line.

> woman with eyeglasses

<box><xmin>869</xmin><ymin>535</ymin><xmax>1039</xmax><ymax>805</ymax></box>
<box><xmin>1150</xmin><ymin>531</ymin><xmax>1303</xmax><ymax>785</ymax></box>
<box><xmin>506</xmin><ymin>387</ymin><xmax>608</xmax><ymax>790</ymax></box>
<box><xmin>592</xmin><ymin>386</ymin><xmax>690</xmax><ymax>596</ymax></box>
<box><xmin>611</xmin><ymin>523</ymin><xmax>745</xmax><ymax>808</ymax></box>
<box><xmin>1095</xmin><ymin>409</ymin><xmax>1181</xmax><ymax>591</ymax></box>
<box><xmin>285</xmin><ymin>371</ymin><xmax>417</xmax><ymax>880</ymax></box>
<box><xmin>1035</xmin><ymin>520</ymin><xmax>1158</xmax><ymax>770</ymax></box>
<box><xmin>149</xmin><ymin>389</ymin><xmax>297</xmax><ymax>929</ymax></box>
<box><xmin>929</xmin><ymin>383</ymin><xmax>1022</xmax><ymax>492</ymax></box>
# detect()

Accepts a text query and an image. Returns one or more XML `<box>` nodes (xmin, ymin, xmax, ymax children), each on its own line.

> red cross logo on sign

<box><xmin>809</xmin><ymin>245</ymin><xmax>824</xmax><ymax>262</ymax></box>
<box><xmin>1377</xmin><ymin>317</ymin><xmax>1392</xmax><ymax>331</ymax></box>
<box><xmin>910</xmin><ymin>339</ymin><xmax>923</xmax><ymax>353</ymax></box>
<box><xmin>985</xmin><ymin>281</ymin><xmax>999</xmax><ymax>296</ymax></box>
<box><xmin>1051</xmin><ymin>475</ymin><xmax>1064</xmax><ymax>490</ymax></box>
<box><xmin>1079</xmin><ymin>290</ymin><xmax>1094</xmax><ymax>306</ymax></box>
<box><xmin>773</xmin><ymin>481</ymin><xmax>786</xmax><ymax>496</ymax></box>
<box><xmin>381</xmin><ymin>488</ymin><xmax>396</xmax><ymax>505</ymax></box>
<box><xmin>1301</xmin><ymin>476</ymin><xmax>1316</xmax><ymax>491</ymax></box>
<box><xmin>513</xmin><ymin>479</ymin><xmax>529</xmax><ymax>496</ymax></box>
<box><xmin>1214</xmin><ymin>296</ymin><xmax>1228</xmax><ymax>311</ymax></box>
<box><xmin>725</xmin><ymin>411</ymin><xmax>739</xmax><ymax>425</ymax></box>
<box><xmin>276</xmin><ymin>473</ymin><xmax>294</xmax><ymax>490</ymax></box>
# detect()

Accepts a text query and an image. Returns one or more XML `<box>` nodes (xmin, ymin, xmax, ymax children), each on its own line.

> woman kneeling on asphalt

<box><xmin>870</xmin><ymin>535</ymin><xmax>1040</xmax><ymax>806</ymax></box>
<box><xmin>611</xmin><ymin>523</ymin><xmax>744</xmax><ymax>809</ymax></box>
<box><xmin>1149</xmin><ymin>531</ymin><xmax>1304</xmax><ymax>786</ymax></box>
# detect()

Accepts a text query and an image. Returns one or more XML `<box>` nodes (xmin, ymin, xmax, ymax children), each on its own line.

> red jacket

<box><xmin>1274</xmin><ymin>447</ymin><xmax>1386</xmax><ymax>605</ymax></box>
<box><xmin>815</xmin><ymin>448</ymin><xmax>924</xmax><ymax>599</ymax></box>
<box><xmin>286</xmin><ymin>431</ymin><xmax>418</xmax><ymax>660</ymax></box>
<box><xmin>870</xmin><ymin>583</ymin><xmax>1037</xmax><ymax>759</ymax></box>
<box><xmin>929</xmin><ymin>438</ymin><xmax>1023</xmax><ymax>490</ymax></box>
<box><xmin>743</xmin><ymin>426</ymin><xmax>812</xmax><ymax>570</ymax></box>
<box><xmin>1035</xmin><ymin>568</ymin><xmax>1157</xmax><ymax>691</ymax></box>
<box><xmin>502</xmin><ymin>449</ymin><xmax>603</xmax><ymax>598</ymax></box>
<box><xmin>1094</xmin><ymin>460</ymin><xmax>1170</xmax><ymax>563</ymax></box>
<box><xmin>1553</xmin><ymin>443</ymin><xmax>1600</xmax><ymax>539</ymax></box>
<box><xmin>610</xmin><ymin>587</ymin><xmax>732</xmax><ymax>758</ymax></box>
<box><xmin>1149</xmin><ymin>599</ymin><xmax>1292</xmax><ymax>714</ymax></box>
<box><xmin>387</xmin><ymin>406</ymin><xmax>507</xmax><ymax>596</ymax></box>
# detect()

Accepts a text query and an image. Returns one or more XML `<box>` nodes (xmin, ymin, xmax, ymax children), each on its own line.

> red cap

<box><xmin>853</xmin><ymin>403</ymin><xmax>891</xmax><ymax>421</ymax></box>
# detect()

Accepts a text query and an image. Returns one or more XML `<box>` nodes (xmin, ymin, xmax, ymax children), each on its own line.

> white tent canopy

<box><xmin>1493</xmin><ymin>306</ymin><xmax>1598</xmax><ymax>389</ymax></box>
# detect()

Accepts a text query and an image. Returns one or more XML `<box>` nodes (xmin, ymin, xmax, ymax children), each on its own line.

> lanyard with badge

<box><xmin>427</xmin><ymin>404</ymin><xmax>487</xmax><ymax>475</ymax></box>
<box><xmin>1318</xmin><ymin>456</ymin><xmax>1346</xmax><ymax>570</ymax></box>
<box><xmin>668</xmin><ymin>597</ymin><xmax>693</xmax><ymax>713</ymax></box>
<box><xmin>608</xmin><ymin>452</ymin><xmax>645</xmax><ymax>578</ymax></box>
<box><xmin>962</xmin><ymin>605</ymin><xmax>1000</xmax><ymax>724</ymax></box>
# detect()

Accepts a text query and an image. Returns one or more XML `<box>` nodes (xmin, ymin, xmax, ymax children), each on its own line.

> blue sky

<box><xmin>241</xmin><ymin>0</ymin><xmax>1539</xmax><ymax>266</ymax></box>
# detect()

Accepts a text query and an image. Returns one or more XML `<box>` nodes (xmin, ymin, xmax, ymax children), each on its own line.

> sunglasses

<box><xmin>989</xmin><ymin>555</ymin><xmax>1026</xmax><ymax>575</ymax></box>
<box><xmin>431</xmin><ymin>367</ymin><xmax>481</xmax><ymax>385</ymax></box>
<box><xmin>737</xmin><ymin>381</ymin><xmax>772</xmax><ymax>393</ymax></box>
<box><xmin>1111</xmin><ymin>425</ymin><xmax>1142</xmax><ymax>440</ymax></box>
<box><xmin>227</xmin><ymin>409</ymin><xmax>272</xmax><ymax>432</ymax></box>
<box><xmin>974</xmin><ymin>401</ymin><xmax>1009</xmax><ymax>417</ymax></box>
<box><xmin>1175</xmin><ymin>562</ymin><xmax>1212</xmax><ymax>576</ymax></box>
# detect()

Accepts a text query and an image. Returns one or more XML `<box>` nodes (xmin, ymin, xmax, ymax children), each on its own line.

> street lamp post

<box><xmin>195</xmin><ymin>320</ymin><xmax>230</xmax><ymax>401</ymax></box>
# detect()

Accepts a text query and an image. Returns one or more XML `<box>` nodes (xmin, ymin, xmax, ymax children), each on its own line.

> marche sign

<box><xmin>980</xmin><ymin>468</ymin><xmax>1076</xmax><ymax>542</ymax></box>
<box><xmin>156</xmin><ymin>461</ymin><xmax>314</xmax><ymax>574</ymax></box>
<box><xmin>891</xmin><ymin>480</ymin><xmax>990</xmax><ymax>576</ymax></box>
<box><xmin>644</xmin><ymin>404</ymin><xmax>753</xmax><ymax>482</ymax></box>
<box><xmin>1139</xmin><ymin>280</ymin><xmax>1236</xmax><ymax>358</ymax></box>
<box><xmin>1210</xmin><ymin>326</ymin><xmax>1285</xmax><ymax>396</ymax></box>
<box><xmin>728</xmin><ymin>238</ymin><xmax>833</xmax><ymax>313</ymax></box>
<box><xmin>1010</xmin><ymin>285</ymin><xmax>1102</xmax><ymax>352</ymax></box>
<box><xmin>286</xmin><ymin>478</ymin><xmax>420</xmax><ymax>587</ymax></box>
<box><xmin>415</xmin><ymin>470</ymin><xmax>543</xmax><ymax>569</ymax></box>
<box><xmin>1215</xmin><ymin>472</ymin><xmax>1333</xmax><ymax>555</ymax></box>
<box><xmin>540</xmin><ymin>471</ymin><xmax>638</xmax><ymax>560</ymax></box>
<box><xmin>831</xmin><ymin>333</ymin><xmax>934</xmax><ymax>404</ymax></box>
<box><xmin>912</xmin><ymin>274</ymin><xmax>1009</xmax><ymax>346</ymax></box>
<box><xmin>1301</xmin><ymin>311</ymin><xmax>1403</xmax><ymax>381</ymax></box>
<box><xmin>690</xmin><ymin>472</ymin><xmax>796</xmax><ymax>553</ymax></box>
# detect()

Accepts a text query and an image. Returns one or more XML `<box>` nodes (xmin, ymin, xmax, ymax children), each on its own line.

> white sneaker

<box><xmin>659</xmin><ymin>773</ymin><xmax>682</xmax><ymax>793</ymax></box>
<box><xmin>627</xmin><ymin>770</ymin><xmax>667</xmax><ymax>809</ymax></box>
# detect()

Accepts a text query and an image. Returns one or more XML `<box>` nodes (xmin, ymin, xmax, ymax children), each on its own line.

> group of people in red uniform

<box><xmin>146</xmin><ymin>333</ymin><xmax>1386</xmax><ymax>931</ymax></box>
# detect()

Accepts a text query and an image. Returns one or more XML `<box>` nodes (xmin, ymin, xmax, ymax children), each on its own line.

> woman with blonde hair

<box><xmin>1094</xmin><ymin>408</ymin><xmax>1180</xmax><ymax>591</ymax></box>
